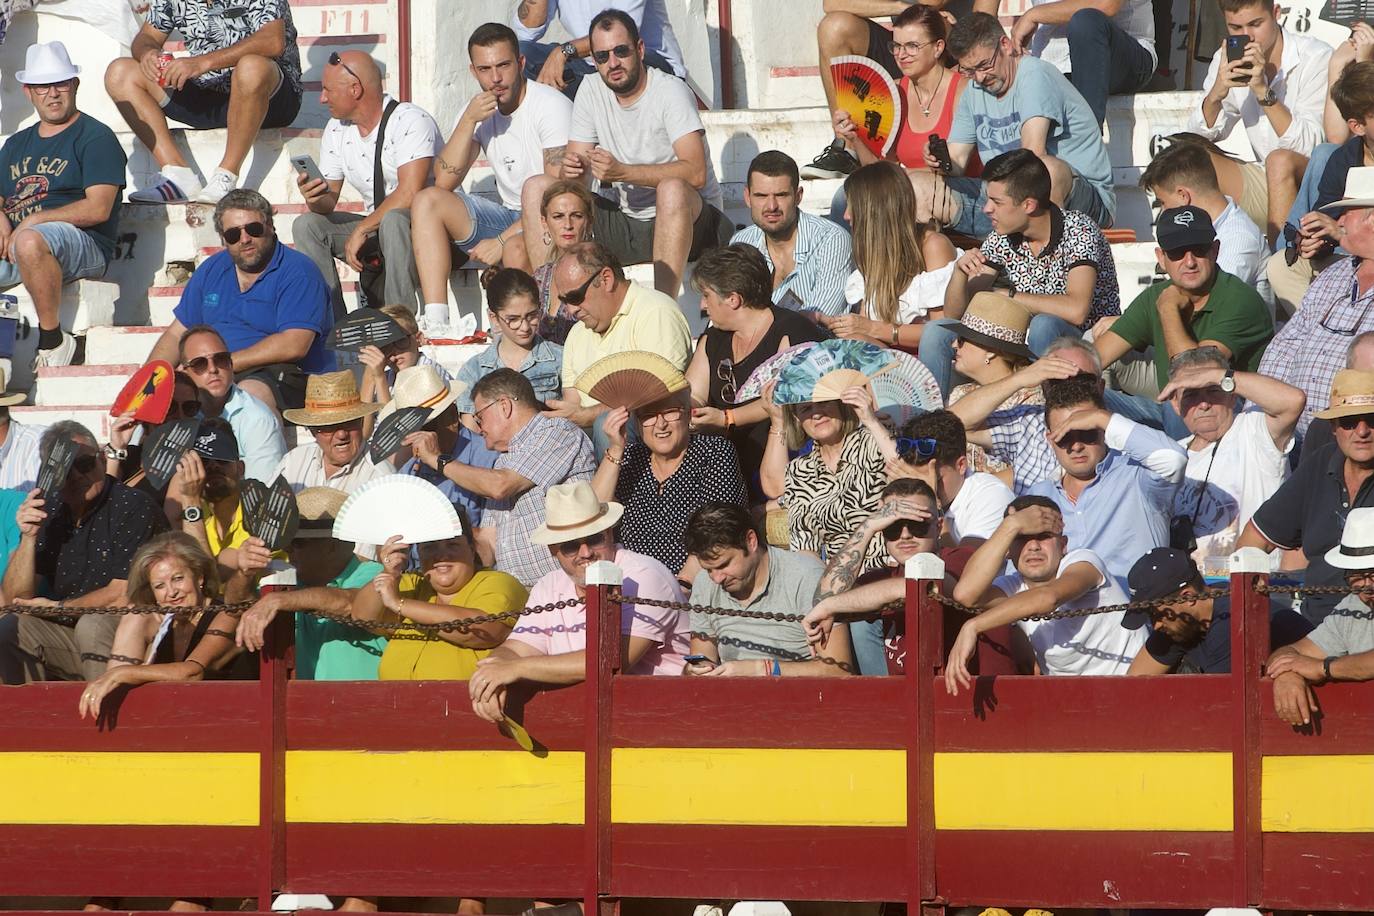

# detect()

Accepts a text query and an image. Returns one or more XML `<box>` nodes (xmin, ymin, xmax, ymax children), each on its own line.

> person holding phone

<box><xmin>1186</xmin><ymin>0</ymin><xmax>1331</xmax><ymax>243</ymax></box>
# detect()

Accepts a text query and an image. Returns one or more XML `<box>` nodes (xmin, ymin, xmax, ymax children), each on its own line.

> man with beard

<box><xmin>178</xmin><ymin>325</ymin><xmax>286</xmax><ymax>483</ymax></box>
<box><xmin>411</xmin><ymin>22</ymin><xmax>569</xmax><ymax>315</ymax></box>
<box><xmin>0</xmin><ymin>41</ymin><xmax>126</xmax><ymax>368</ymax></box>
<box><xmin>164</xmin><ymin>418</ymin><xmax>277</xmax><ymax>582</ymax></box>
<box><xmin>727</xmin><ymin>150</ymin><xmax>853</xmax><ymax>316</ymax></box>
<box><xmin>556</xmin><ymin>8</ymin><xmax>731</xmax><ymax>295</ymax></box>
<box><xmin>147</xmin><ymin>190</ymin><xmax>334</xmax><ymax>418</ymax></box>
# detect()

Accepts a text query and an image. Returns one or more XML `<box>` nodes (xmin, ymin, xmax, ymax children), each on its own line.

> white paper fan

<box><xmin>333</xmin><ymin>475</ymin><xmax>463</xmax><ymax>545</ymax></box>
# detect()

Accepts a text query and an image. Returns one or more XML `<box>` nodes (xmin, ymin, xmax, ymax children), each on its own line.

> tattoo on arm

<box><xmin>815</xmin><ymin>531</ymin><xmax>872</xmax><ymax>602</ymax></box>
<box><xmin>436</xmin><ymin>155</ymin><xmax>459</xmax><ymax>176</ymax></box>
<box><xmin>543</xmin><ymin>145</ymin><xmax>567</xmax><ymax>168</ymax></box>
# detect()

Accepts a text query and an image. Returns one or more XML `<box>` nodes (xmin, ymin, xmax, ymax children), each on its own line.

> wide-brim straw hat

<box><xmin>529</xmin><ymin>481</ymin><xmax>624</xmax><ymax>545</ymax></box>
<box><xmin>282</xmin><ymin>370</ymin><xmax>381</xmax><ymax>426</ymax></box>
<box><xmin>1322</xmin><ymin>167</ymin><xmax>1374</xmax><ymax>212</ymax></box>
<box><xmin>294</xmin><ymin>486</ymin><xmax>348</xmax><ymax>540</ymax></box>
<box><xmin>949</xmin><ymin>292</ymin><xmax>1035</xmax><ymax>362</ymax></box>
<box><xmin>1314</xmin><ymin>369</ymin><xmax>1374</xmax><ymax>420</ymax></box>
<box><xmin>0</xmin><ymin>365</ymin><xmax>25</xmax><ymax>406</ymax></box>
<box><xmin>386</xmin><ymin>364</ymin><xmax>464</xmax><ymax>423</ymax></box>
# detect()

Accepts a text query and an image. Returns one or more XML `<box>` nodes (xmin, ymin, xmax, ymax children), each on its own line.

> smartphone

<box><xmin>291</xmin><ymin>154</ymin><xmax>325</xmax><ymax>183</ymax></box>
<box><xmin>1225</xmin><ymin>35</ymin><xmax>1250</xmax><ymax>63</ymax></box>
<box><xmin>684</xmin><ymin>655</ymin><xmax>716</xmax><ymax>666</ymax></box>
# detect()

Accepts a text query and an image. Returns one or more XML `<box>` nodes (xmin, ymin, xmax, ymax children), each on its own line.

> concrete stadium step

<box><xmin>1</xmin><ymin>280</ymin><xmax>118</xmax><ymax>393</ymax></box>
<box><xmin>32</xmin><ymin>363</ymin><xmax>142</xmax><ymax>407</ymax></box>
<box><xmin>9</xmin><ymin>405</ymin><xmax>117</xmax><ymax>439</ymax></box>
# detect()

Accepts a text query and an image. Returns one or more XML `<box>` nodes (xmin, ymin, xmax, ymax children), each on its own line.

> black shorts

<box><xmin>236</xmin><ymin>363</ymin><xmax>308</xmax><ymax>412</ymax></box>
<box><xmin>864</xmin><ymin>19</ymin><xmax>902</xmax><ymax>81</ymax></box>
<box><xmin>162</xmin><ymin>71</ymin><xmax>302</xmax><ymax>130</ymax></box>
<box><xmin>591</xmin><ymin>194</ymin><xmax>735</xmax><ymax>268</ymax></box>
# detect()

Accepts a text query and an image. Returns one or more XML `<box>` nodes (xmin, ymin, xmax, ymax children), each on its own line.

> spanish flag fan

<box><xmin>829</xmin><ymin>55</ymin><xmax>904</xmax><ymax>159</ymax></box>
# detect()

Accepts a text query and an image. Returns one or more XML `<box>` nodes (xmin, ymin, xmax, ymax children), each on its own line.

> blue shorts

<box><xmin>454</xmin><ymin>191</ymin><xmax>520</xmax><ymax>249</ymax></box>
<box><xmin>0</xmin><ymin>222</ymin><xmax>108</xmax><ymax>288</ymax></box>
<box><xmin>945</xmin><ymin>170</ymin><xmax>1112</xmax><ymax>236</ymax></box>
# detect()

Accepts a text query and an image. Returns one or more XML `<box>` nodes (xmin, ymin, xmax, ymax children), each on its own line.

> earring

<box><xmin>985</xmin><ymin>355</ymin><xmax>994</xmax><ymax>364</ymax></box>
<box><xmin>541</xmin><ymin>231</ymin><xmax>551</xmax><ymax>247</ymax></box>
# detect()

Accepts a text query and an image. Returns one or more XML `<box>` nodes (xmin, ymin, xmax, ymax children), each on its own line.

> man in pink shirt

<box><xmin>469</xmin><ymin>481</ymin><xmax>689</xmax><ymax>723</ymax></box>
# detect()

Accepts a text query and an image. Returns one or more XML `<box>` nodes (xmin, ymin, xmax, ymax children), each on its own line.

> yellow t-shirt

<box><xmin>202</xmin><ymin>501</ymin><xmax>288</xmax><ymax>563</ymax></box>
<box><xmin>377</xmin><ymin>569</ymin><xmax>529</xmax><ymax>680</ymax></box>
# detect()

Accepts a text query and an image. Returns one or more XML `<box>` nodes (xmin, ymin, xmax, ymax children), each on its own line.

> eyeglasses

<box><xmin>183</xmin><ymin>351</ymin><xmax>233</xmax><ymax>374</ymax></box>
<box><xmin>72</xmin><ymin>453</ymin><xmax>99</xmax><ymax>475</ymax></box>
<box><xmin>883</xmin><ymin>518</ymin><xmax>935</xmax><ymax>540</ymax></box>
<box><xmin>30</xmin><ymin>80</ymin><xmax>74</xmax><ymax>97</ymax></box>
<box><xmin>314</xmin><ymin>418</ymin><xmax>364</xmax><ymax>434</ymax></box>
<box><xmin>1319</xmin><ymin>279</ymin><xmax>1374</xmax><ymax>336</ymax></box>
<box><xmin>168</xmin><ymin>398</ymin><xmax>203</xmax><ymax>417</ymax></box>
<box><xmin>559</xmin><ymin>270</ymin><xmax>601</xmax><ymax>307</ymax></box>
<box><xmin>888</xmin><ymin>39</ymin><xmax>936</xmax><ymax>57</ymax></box>
<box><xmin>472</xmin><ymin>397</ymin><xmax>508</xmax><ymax>430</ymax></box>
<box><xmin>497</xmin><ymin>310</ymin><xmax>542</xmax><ymax>330</ymax></box>
<box><xmin>1337</xmin><ymin>413</ymin><xmax>1374</xmax><ymax>431</ymax></box>
<box><xmin>640</xmin><ymin>406</ymin><xmax>685</xmax><ymax>426</ymax></box>
<box><xmin>895</xmin><ymin>437</ymin><xmax>938</xmax><ymax>463</ymax></box>
<box><xmin>1162</xmin><ymin>243</ymin><xmax>1214</xmax><ymax>261</ymax></box>
<box><xmin>591</xmin><ymin>44</ymin><xmax>635</xmax><ymax>65</ymax></box>
<box><xmin>717</xmin><ymin>358</ymin><xmax>738</xmax><ymax>404</ymax></box>
<box><xmin>956</xmin><ymin>43</ymin><xmax>1001</xmax><ymax>78</ymax></box>
<box><xmin>221</xmin><ymin>221</ymin><xmax>266</xmax><ymax>245</ymax></box>
<box><xmin>553</xmin><ymin>530</ymin><xmax>611</xmax><ymax>554</ymax></box>
<box><xmin>329</xmin><ymin>51</ymin><xmax>362</xmax><ymax>87</ymax></box>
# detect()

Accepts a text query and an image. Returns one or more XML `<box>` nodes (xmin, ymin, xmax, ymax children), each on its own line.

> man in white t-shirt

<box><xmin>889</xmin><ymin>409</ymin><xmax>1014</xmax><ymax>546</ymax></box>
<box><xmin>410</xmin><ymin>22</ymin><xmax>571</xmax><ymax>320</ymax></box>
<box><xmin>947</xmin><ymin>496</ymin><xmax>1146</xmax><ymax>691</ymax></box>
<box><xmin>294</xmin><ymin>51</ymin><xmax>440</xmax><ymax>319</ymax></box>
<box><xmin>1011</xmin><ymin>0</ymin><xmax>1155</xmax><ymax>128</ymax></box>
<box><xmin>1159</xmin><ymin>347</ymin><xmax>1303</xmax><ymax>576</ymax></box>
<box><xmin>548</xmin><ymin>9</ymin><xmax>731</xmax><ymax>295</ymax></box>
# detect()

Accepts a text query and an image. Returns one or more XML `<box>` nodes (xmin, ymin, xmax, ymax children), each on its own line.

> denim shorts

<box><xmin>0</xmin><ymin>221</ymin><xmax>108</xmax><ymax>288</ymax></box>
<box><xmin>945</xmin><ymin>170</ymin><xmax>1112</xmax><ymax>236</ymax></box>
<box><xmin>454</xmin><ymin>191</ymin><xmax>520</xmax><ymax>248</ymax></box>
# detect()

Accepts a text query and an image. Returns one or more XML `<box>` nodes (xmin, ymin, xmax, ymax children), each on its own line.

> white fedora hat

<box><xmin>529</xmin><ymin>481</ymin><xmax>624</xmax><ymax>545</ymax></box>
<box><xmin>1326</xmin><ymin>507</ymin><xmax>1374</xmax><ymax>570</ymax></box>
<box><xmin>385</xmin><ymin>364</ymin><xmax>464</xmax><ymax>423</ymax></box>
<box><xmin>17</xmin><ymin>41</ymin><xmax>80</xmax><ymax>85</ymax></box>
<box><xmin>1322</xmin><ymin>166</ymin><xmax>1374</xmax><ymax>213</ymax></box>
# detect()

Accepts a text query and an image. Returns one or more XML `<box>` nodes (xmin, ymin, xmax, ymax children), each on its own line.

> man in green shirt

<box><xmin>234</xmin><ymin>486</ymin><xmax>385</xmax><ymax>679</ymax></box>
<box><xmin>1095</xmin><ymin>205</ymin><xmax>1273</xmax><ymax>393</ymax></box>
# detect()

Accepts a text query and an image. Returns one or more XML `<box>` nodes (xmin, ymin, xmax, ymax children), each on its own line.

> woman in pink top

<box><xmin>468</xmin><ymin>482</ymin><xmax>690</xmax><ymax>724</ymax></box>
<box><xmin>833</xmin><ymin>5</ymin><xmax>981</xmax><ymax>178</ymax></box>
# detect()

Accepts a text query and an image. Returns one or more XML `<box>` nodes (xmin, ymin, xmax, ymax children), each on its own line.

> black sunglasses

<box><xmin>591</xmin><ymin>44</ymin><xmax>635</xmax><ymax>65</ymax></box>
<box><xmin>329</xmin><ymin>51</ymin><xmax>363</xmax><ymax>86</ymax></box>
<box><xmin>72</xmin><ymin>453</ymin><xmax>99</xmax><ymax>475</ymax></box>
<box><xmin>884</xmin><ymin>518</ymin><xmax>934</xmax><ymax>540</ymax></box>
<box><xmin>184</xmin><ymin>351</ymin><xmax>233</xmax><ymax>374</ymax></box>
<box><xmin>222</xmin><ymin>222</ymin><xmax>266</xmax><ymax>245</ymax></box>
<box><xmin>1337</xmin><ymin>413</ymin><xmax>1374</xmax><ymax>431</ymax></box>
<box><xmin>895</xmin><ymin>437</ymin><xmax>938</xmax><ymax>463</ymax></box>
<box><xmin>553</xmin><ymin>530</ymin><xmax>611</xmax><ymax>555</ymax></box>
<box><xmin>168</xmin><ymin>398</ymin><xmax>203</xmax><ymax>417</ymax></box>
<box><xmin>559</xmin><ymin>270</ymin><xmax>601</xmax><ymax>307</ymax></box>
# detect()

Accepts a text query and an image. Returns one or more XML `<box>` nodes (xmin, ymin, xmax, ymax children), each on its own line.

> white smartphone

<box><xmin>291</xmin><ymin>154</ymin><xmax>325</xmax><ymax>183</ymax></box>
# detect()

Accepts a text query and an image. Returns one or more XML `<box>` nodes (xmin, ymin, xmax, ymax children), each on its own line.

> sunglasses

<box><xmin>553</xmin><ymin>530</ymin><xmax>611</xmax><ymax>555</ymax></box>
<box><xmin>591</xmin><ymin>44</ymin><xmax>635</xmax><ymax>65</ymax></box>
<box><xmin>329</xmin><ymin>51</ymin><xmax>362</xmax><ymax>86</ymax></box>
<box><xmin>72</xmin><ymin>453</ymin><xmax>99</xmax><ymax>475</ymax></box>
<box><xmin>717</xmin><ymin>358</ymin><xmax>737</xmax><ymax>404</ymax></box>
<box><xmin>184</xmin><ymin>350</ymin><xmax>233</xmax><ymax>374</ymax></box>
<box><xmin>883</xmin><ymin>518</ymin><xmax>934</xmax><ymax>540</ymax></box>
<box><xmin>559</xmin><ymin>270</ymin><xmax>601</xmax><ymax>308</ymax></box>
<box><xmin>1162</xmin><ymin>242</ymin><xmax>1213</xmax><ymax>261</ymax></box>
<box><xmin>168</xmin><ymin>398</ymin><xmax>203</xmax><ymax>417</ymax></box>
<box><xmin>1053</xmin><ymin>428</ymin><xmax>1102</xmax><ymax>449</ymax></box>
<box><xmin>895</xmin><ymin>437</ymin><xmax>938</xmax><ymax>463</ymax></box>
<box><xmin>1337</xmin><ymin>413</ymin><xmax>1374</xmax><ymax>431</ymax></box>
<box><xmin>221</xmin><ymin>221</ymin><xmax>266</xmax><ymax>245</ymax></box>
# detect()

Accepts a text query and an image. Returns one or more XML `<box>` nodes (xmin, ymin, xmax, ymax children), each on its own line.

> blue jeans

<box><xmin>520</xmin><ymin>39</ymin><xmax>675</xmax><ymax>102</ymax></box>
<box><xmin>454</xmin><ymin>191</ymin><xmax>521</xmax><ymax>249</ymax></box>
<box><xmin>1065</xmin><ymin>8</ymin><xmax>1156</xmax><ymax>128</ymax></box>
<box><xmin>1286</xmin><ymin>141</ymin><xmax>1343</xmax><ymax>253</ymax></box>
<box><xmin>849</xmin><ymin>618</ymin><xmax>887</xmax><ymax>676</ymax></box>
<box><xmin>0</xmin><ymin>221</ymin><xmax>108</xmax><ymax>289</ymax></box>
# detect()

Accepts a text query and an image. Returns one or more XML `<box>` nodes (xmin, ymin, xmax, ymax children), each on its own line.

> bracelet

<box><xmin>724</xmin><ymin>408</ymin><xmax>735</xmax><ymax>431</ymax></box>
<box><xmin>890</xmin><ymin>323</ymin><xmax>901</xmax><ymax>345</ymax></box>
<box><xmin>771</xmin><ymin>658</ymin><xmax>782</xmax><ymax>677</ymax></box>
<box><xmin>604</xmin><ymin>450</ymin><xmax>622</xmax><ymax>465</ymax></box>
<box><xmin>759</xmin><ymin>658</ymin><xmax>770</xmax><ymax>677</ymax></box>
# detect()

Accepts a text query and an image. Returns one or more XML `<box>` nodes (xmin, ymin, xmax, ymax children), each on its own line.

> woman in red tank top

<box><xmin>834</xmin><ymin>5</ymin><xmax>982</xmax><ymax>178</ymax></box>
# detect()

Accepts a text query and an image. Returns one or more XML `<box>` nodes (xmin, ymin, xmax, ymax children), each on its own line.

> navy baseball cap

<box><xmin>1155</xmin><ymin>205</ymin><xmax>1216</xmax><ymax>251</ymax></box>
<box><xmin>191</xmin><ymin>421</ymin><xmax>239</xmax><ymax>463</ymax></box>
<box><xmin>1123</xmin><ymin>547</ymin><xmax>1201</xmax><ymax>628</ymax></box>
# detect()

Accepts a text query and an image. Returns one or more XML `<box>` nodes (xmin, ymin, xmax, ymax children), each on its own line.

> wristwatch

<box><xmin>560</xmin><ymin>41</ymin><xmax>578</xmax><ymax>59</ymax></box>
<box><xmin>1220</xmin><ymin>369</ymin><xmax>1236</xmax><ymax>393</ymax></box>
<box><xmin>1323</xmin><ymin>655</ymin><xmax>1338</xmax><ymax>681</ymax></box>
<box><xmin>435</xmin><ymin>454</ymin><xmax>452</xmax><ymax>475</ymax></box>
<box><xmin>103</xmin><ymin>444</ymin><xmax>128</xmax><ymax>461</ymax></box>
<box><xmin>1257</xmin><ymin>88</ymin><xmax>1279</xmax><ymax>107</ymax></box>
<box><xmin>182</xmin><ymin>505</ymin><xmax>204</xmax><ymax>523</ymax></box>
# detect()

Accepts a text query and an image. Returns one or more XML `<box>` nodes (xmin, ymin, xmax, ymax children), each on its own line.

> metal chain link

<box><xmin>927</xmin><ymin>583</ymin><xmax>1233</xmax><ymax>623</ymax></box>
<box><xmin>613</xmin><ymin>590</ymin><xmax>807</xmax><ymax>623</ymax></box>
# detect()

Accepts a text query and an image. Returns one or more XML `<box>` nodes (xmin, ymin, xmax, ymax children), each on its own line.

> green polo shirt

<box><xmin>294</xmin><ymin>556</ymin><xmax>386</xmax><ymax>681</ymax></box>
<box><xmin>1109</xmin><ymin>269</ymin><xmax>1273</xmax><ymax>389</ymax></box>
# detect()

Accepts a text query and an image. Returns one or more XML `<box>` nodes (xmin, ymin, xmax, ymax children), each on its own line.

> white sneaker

<box><xmin>129</xmin><ymin>166</ymin><xmax>202</xmax><ymax>204</ymax></box>
<box><xmin>33</xmin><ymin>331</ymin><xmax>76</xmax><ymax>369</ymax></box>
<box><xmin>195</xmin><ymin>169</ymin><xmax>239</xmax><ymax>204</ymax></box>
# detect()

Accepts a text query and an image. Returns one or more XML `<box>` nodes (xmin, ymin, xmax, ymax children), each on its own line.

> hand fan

<box><xmin>500</xmin><ymin>716</ymin><xmax>536</xmax><ymax>753</ymax></box>
<box><xmin>731</xmin><ymin>341</ymin><xmax>821</xmax><ymax>405</ymax></box>
<box><xmin>773</xmin><ymin>339</ymin><xmax>899</xmax><ymax>404</ymax></box>
<box><xmin>334</xmin><ymin>474</ymin><xmax>463</xmax><ymax>545</ymax></box>
<box><xmin>248</xmin><ymin>476</ymin><xmax>300</xmax><ymax>551</ymax></box>
<box><xmin>111</xmin><ymin>360</ymin><xmax>175</xmax><ymax>424</ymax></box>
<box><xmin>35</xmin><ymin>437</ymin><xmax>78</xmax><ymax>504</ymax></box>
<box><xmin>240</xmin><ymin>478</ymin><xmax>269</xmax><ymax>535</ymax></box>
<box><xmin>830</xmin><ymin>55</ymin><xmax>904</xmax><ymax>159</ymax></box>
<box><xmin>141</xmin><ymin>418</ymin><xmax>201</xmax><ymax>491</ymax></box>
<box><xmin>867</xmin><ymin>350</ymin><xmax>943</xmax><ymax>428</ymax></box>
<box><xmin>331</xmin><ymin>307</ymin><xmax>408</xmax><ymax>352</ymax></box>
<box><xmin>574</xmin><ymin>351</ymin><xmax>689</xmax><ymax>411</ymax></box>
<box><xmin>368</xmin><ymin>405</ymin><xmax>431</xmax><ymax>464</ymax></box>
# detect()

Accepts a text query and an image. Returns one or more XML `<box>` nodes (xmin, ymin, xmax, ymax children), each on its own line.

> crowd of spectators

<box><xmin>2</xmin><ymin>0</ymin><xmax>1374</xmax><ymax>796</ymax></box>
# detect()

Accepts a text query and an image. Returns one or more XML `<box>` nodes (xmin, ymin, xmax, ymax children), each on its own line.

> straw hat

<box><xmin>0</xmin><ymin>365</ymin><xmax>25</xmax><ymax>407</ymax></box>
<box><xmin>295</xmin><ymin>486</ymin><xmax>348</xmax><ymax>540</ymax></box>
<box><xmin>282</xmin><ymin>370</ymin><xmax>381</xmax><ymax>426</ymax></box>
<box><xmin>387</xmin><ymin>364</ymin><xmax>464</xmax><ymax>423</ymax></box>
<box><xmin>1314</xmin><ymin>369</ymin><xmax>1374</xmax><ymax>421</ymax></box>
<box><xmin>1326</xmin><ymin>507</ymin><xmax>1374</xmax><ymax>570</ymax></box>
<box><xmin>529</xmin><ymin>481</ymin><xmax>624</xmax><ymax>545</ymax></box>
<box><xmin>1322</xmin><ymin>167</ymin><xmax>1374</xmax><ymax>213</ymax></box>
<box><xmin>950</xmin><ymin>292</ymin><xmax>1035</xmax><ymax>362</ymax></box>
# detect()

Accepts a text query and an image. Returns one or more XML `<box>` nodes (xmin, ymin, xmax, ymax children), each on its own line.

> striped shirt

<box><xmin>731</xmin><ymin>212</ymin><xmax>855</xmax><ymax>317</ymax></box>
<box><xmin>0</xmin><ymin>419</ymin><xmax>43</xmax><ymax>492</ymax></box>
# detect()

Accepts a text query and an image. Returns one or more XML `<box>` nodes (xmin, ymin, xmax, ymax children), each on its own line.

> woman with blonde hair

<box><xmin>531</xmin><ymin>179</ymin><xmax>596</xmax><ymax>343</ymax></box>
<box><xmin>823</xmin><ymin>161</ymin><xmax>958</xmax><ymax>350</ymax></box>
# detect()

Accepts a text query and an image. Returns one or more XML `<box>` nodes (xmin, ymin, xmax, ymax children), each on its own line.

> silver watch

<box><xmin>560</xmin><ymin>41</ymin><xmax>578</xmax><ymax>59</ymax></box>
<box><xmin>1220</xmin><ymin>369</ymin><xmax>1236</xmax><ymax>393</ymax></box>
<box><xmin>182</xmin><ymin>505</ymin><xmax>204</xmax><ymax>523</ymax></box>
<box><xmin>103</xmin><ymin>443</ymin><xmax>128</xmax><ymax>461</ymax></box>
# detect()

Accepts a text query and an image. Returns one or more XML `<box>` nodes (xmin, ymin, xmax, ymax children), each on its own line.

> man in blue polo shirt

<box><xmin>148</xmin><ymin>189</ymin><xmax>334</xmax><ymax>419</ymax></box>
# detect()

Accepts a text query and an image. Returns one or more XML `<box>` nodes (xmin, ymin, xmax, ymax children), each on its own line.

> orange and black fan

<box><xmin>830</xmin><ymin>55</ymin><xmax>904</xmax><ymax>159</ymax></box>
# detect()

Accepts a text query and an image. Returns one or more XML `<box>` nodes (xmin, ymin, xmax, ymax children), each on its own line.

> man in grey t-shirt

<box><xmin>551</xmin><ymin>9</ymin><xmax>731</xmax><ymax>295</ymax></box>
<box><xmin>682</xmin><ymin>503</ymin><xmax>855</xmax><ymax>677</ymax></box>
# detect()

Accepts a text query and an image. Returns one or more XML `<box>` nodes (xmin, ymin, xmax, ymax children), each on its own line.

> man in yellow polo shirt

<box><xmin>548</xmin><ymin>240</ymin><xmax>692</xmax><ymax>438</ymax></box>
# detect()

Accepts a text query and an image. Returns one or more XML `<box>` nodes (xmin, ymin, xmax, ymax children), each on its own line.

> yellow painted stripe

<box><xmin>0</xmin><ymin>752</ymin><xmax>258</xmax><ymax>826</ymax></box>
<box><xmin>285</xmin><ymin>750</ymin><xmax>584</xmax><ymax>824</ymax></box>
<box><xmin>1263</xmin><ymin>755</ymin><xmax>1374</xmax><ymax>832</ymax></box>
<box><xmin>935</xmin><ymin>752</ymin><xmax>1233</xmax><ymax>831</ymax></box>
<box><xmin>611</xmin><ymin>748</ymin><xmax>906</xmax><ymax>826</ymax></box>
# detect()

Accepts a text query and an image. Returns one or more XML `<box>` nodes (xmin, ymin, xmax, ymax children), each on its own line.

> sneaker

<box><xmin>800</xmin><ymin>139</ymin><xmax>859</xmax><ymax>180</ymax></box>
<box><xmin>33</xmin><ymin>330</ymin><xmax>76</xmax><ymax>369</ymax></box>
<box><xmin>128</xmin><ymin>165</ymin><xmax>202</xmax><ymax>204</ymax></box>
<box><xmin>195</xmin><ymin>168</ymin><xmax>239</xmax><ymax>204</ymax></box>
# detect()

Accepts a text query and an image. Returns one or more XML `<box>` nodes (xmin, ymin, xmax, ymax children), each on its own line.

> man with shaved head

<box><xmin>293</xmin><ymin>51</ymin><xmax>442</xmax><ymax>319</ymax></box>
<box><xmin>104</xmin><ymin>0</ymin><xmax>304</xmax><ymax>204</ymax></box>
